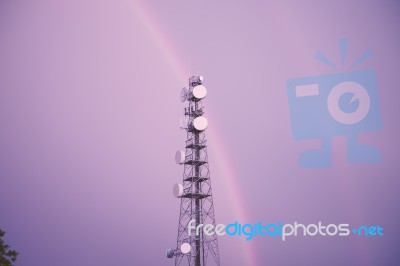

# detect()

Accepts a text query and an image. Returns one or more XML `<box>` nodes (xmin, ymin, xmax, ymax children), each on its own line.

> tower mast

<box><xmin>167</xmin><ymin>76</ymin><xmax>221</xmax><ymax>266</ymax></box>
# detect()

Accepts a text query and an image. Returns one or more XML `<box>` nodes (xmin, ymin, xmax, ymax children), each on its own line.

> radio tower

<box><xmin>166</xmin><ymin>76</ymin><xmax>221</xmax><ymax>266</ymax></box>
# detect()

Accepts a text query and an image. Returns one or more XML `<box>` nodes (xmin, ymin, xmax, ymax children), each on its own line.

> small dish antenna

<box><xmin>180</xmin><ymin>243</ymin><xmax>191</xmax><ymax>254</ymax></box>
<box><xmin>192</xmin><ymin>85</ymin><xmax>207</xmax><ymax>99</ymax></box>
<box><xmin>166</xmin><ymin>248</ymin><xmax>174</xmax><ymax>258</ymax></box>
<box><xmin>173</xmin><ymin>183</ymin><xmax>184</xmax><ymax>198</ymax></box>
<box><xmin>175</xmin><ymin>150</ymin><xmax>185</xmax><ymax>164</ymax></box>
<box><xmin>193</xmin><ymin>116</ymin><xmax>208</xmax><ymax>131</ymax></box>
<box><xmin>180</xmin><ymin>87</ymin><xmax>188</xmax><ymax>102</ymax></box>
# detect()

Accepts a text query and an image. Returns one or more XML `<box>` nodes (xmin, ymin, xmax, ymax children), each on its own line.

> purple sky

<box><xmin>0</xmin><ymin>0</ymin><xmax>399</xmax><ymax>265</ymax></box>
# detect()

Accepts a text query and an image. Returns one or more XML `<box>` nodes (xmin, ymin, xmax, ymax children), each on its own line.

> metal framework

<box><xmin>174</xmin><ymin>76</ymin><xmax>220</xmax><ymax>266</ymax></box>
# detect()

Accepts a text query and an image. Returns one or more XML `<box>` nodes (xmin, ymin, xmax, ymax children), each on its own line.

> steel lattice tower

<box><xmin>167</xmin><ymin>76</ymin><xmax>220</xmax><ymax>266</ymax></box>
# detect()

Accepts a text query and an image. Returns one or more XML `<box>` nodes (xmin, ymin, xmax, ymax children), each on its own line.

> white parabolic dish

<box><xmin>192</xmin><ymin>85</ymin><xmax>207</xmax><ymax>99</ymax></box>
<box><xmin>173</xmin><ymin>183</ymin><xmax>183</xmax><ymax>198</ymax></box>
<box><xmin>180</xmin><ymin>243</ymin><xmax>191</xmax><ymax>254</ymax></box>
<box><xmin>175</xmin><ymin>150</ymin><xmax>185</xmax><ymax>164</ymax></box>
<box><xmin>193</xmin><ymin>116</ymin><xmax>208</xmax><ymax>131</ymax></box>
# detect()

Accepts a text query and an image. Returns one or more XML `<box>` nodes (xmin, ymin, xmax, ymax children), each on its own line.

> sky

<box><xmin>0</xmin><ymin>0</ymin><xmax>399</xmax><ymax>265</ymax></box>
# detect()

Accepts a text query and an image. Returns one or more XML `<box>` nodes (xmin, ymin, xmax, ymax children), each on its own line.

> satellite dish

<box><xmin>173</xmin><ymin>183</ymin><xmax>184</xmax><ymax>198</ymax></box>
<box><xmin>193</xmin><ymin>116</ymin><xmax>208</xmax><ymax>131</ymax></box>
<box><xmin>175</xmin><ymin>150</ymin><xmax>185</xmax><ymax>164</ymax></box>
<box><xmin>192</xmin><ymin>85</ymin><xmax>207</xmax><ymax>99</ymax></box>
<box><xmin>180</xmin><ymin>243</ymin><xmax>191</xmax><ymax>254</ymax></box>
<box><xmin>166</xmin><ymin>248</ymin><xmax>174</xmax><ymax>258</ymax></box>
<box><xmin>180</xmin><ymin>87</ymin><xmax>188</xmax><ymax>102</ymax></box>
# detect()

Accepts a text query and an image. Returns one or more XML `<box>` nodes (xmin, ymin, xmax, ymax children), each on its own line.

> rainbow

<box><xmin>126</xmin><ymin>0</ymin><xmax>257</xmax><ymax>265</ymax></box>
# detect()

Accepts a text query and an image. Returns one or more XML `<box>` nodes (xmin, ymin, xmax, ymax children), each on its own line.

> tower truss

<box><xmin>167</xmin><ymin>76</ymin><xmax>221</xmax><ymax>266</ymax></box>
